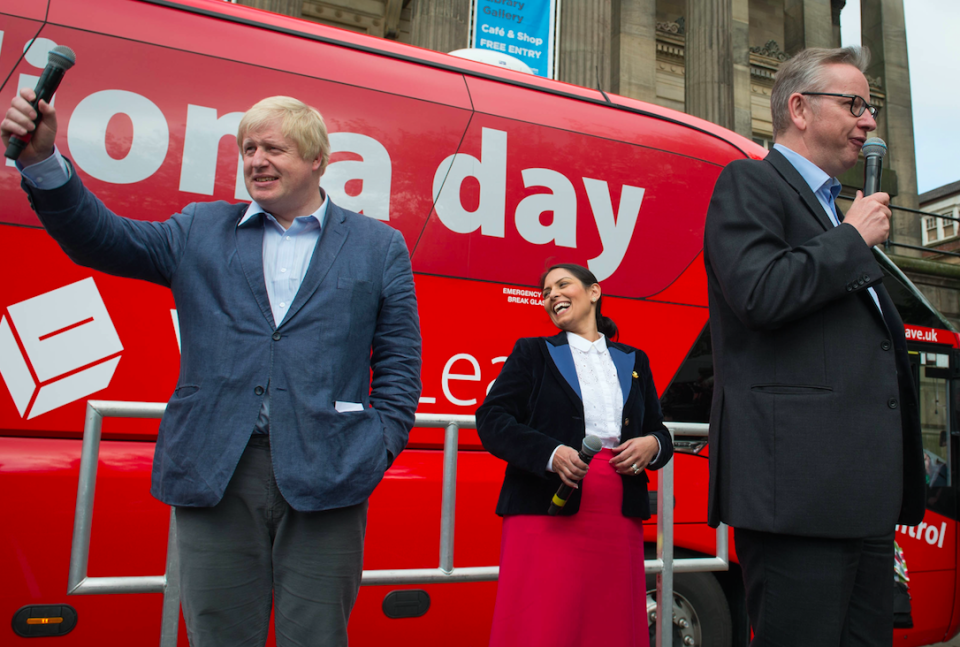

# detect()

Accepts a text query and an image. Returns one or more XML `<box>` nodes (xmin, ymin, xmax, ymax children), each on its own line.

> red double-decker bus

<box><xmin>1</xmin><ymin>1</ymin><xmax>958</xmax><ymax>645</ymax></box>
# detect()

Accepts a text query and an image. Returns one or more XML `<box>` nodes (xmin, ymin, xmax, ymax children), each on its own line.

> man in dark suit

<box><xmin>703</xmin><ymin>46</ymin><xmax>924</xmax><ymax>646</ymax></box>
<box><xmin>2</xmin><ymin>92</ymin><xmax>421</xmax><ymax>646</ymax></box>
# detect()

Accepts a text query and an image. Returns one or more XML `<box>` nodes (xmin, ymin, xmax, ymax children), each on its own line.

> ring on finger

<box><xmin>631</xmin><ymin>463</ymin><xmax>640</xmax><ymax>475</ymax></box>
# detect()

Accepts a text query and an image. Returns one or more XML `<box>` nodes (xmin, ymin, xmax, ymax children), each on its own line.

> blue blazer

<box><xmin>476</xmin><ymin>332</ymin><xmax>673</xmax><ymax>517</ymax></box>
<box><xmin>24</xmin><ymin>167</ymin><xmax>422</xmax><ymax>511</ymax></box>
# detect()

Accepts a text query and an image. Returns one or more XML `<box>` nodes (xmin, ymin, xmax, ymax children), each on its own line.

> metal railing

<box><xmin>68</xmin><ymin>401</ymin><xmax>727</xmax><ymax>647</ymax></box>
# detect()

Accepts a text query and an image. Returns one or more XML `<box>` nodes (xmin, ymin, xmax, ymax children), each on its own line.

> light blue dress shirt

<box><xmin>238</xmin><ymin>199</ymin><xmax>327</xmax><ymax>327</ymax></box>
<box><xmin>773</xmin><ymin>143</ymin><xmax>881</xmax><ymax>311</ymax></box>
<box><xmin>17</xmin><ymin>147</ymin><xmax>71</xmax><ymax>188</ymax></box>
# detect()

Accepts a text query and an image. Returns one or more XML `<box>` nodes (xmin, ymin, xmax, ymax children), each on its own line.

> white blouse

<box><xmin>546</xmin><ymin>332</ymin><xmax>623</xmax><ymax>471</ymax></box>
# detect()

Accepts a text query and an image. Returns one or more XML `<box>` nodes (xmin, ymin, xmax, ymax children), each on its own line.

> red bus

<box><xmin>1</xmin><ymin>1</ymin><xmax>958</xmax><ymax>645</ymax></box>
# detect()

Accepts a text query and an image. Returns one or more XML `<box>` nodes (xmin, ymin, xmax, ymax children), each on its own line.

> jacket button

<box><xmin>881</xmin><ymin>340</ymin><xmax>891</xmax><ymax>351</ymax></box>
<box><xmin>846</xmin><ymin>285</ymin><xmax>853</xmax><ymax>292</ymax></box>
<box><xmin>272</xmin><ymin>332</ymin><xmax>282</xmax><ymax>341</ymax></box>
<box><xmin>624</xmin><ymin>418</ymin><xmax>630</xmax><ymax>426</ymax></box>
<box><xmin>888</xmin><ymin>398</ymin><xmax>898</xmax><ymax>409</ymax></box>
<box><xmin>255</xmin><ymin>386</ymin><xmax>265</xmax><ymax>396</ymax></box>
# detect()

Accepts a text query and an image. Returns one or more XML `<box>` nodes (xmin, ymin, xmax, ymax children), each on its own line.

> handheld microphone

<box><xmin>5</xmin><ymin>45</ymin><xmax>76</xmax><ymax>160</ymax></box>
<box><xmin>862</xmin><ymin>137</ymin><xmax>887</xmax><ymax>197</ymax></box>
<box><xmin>547</xmin><ymin>435</ymin><xmax>603</xmax><ymax>516</ymax></box>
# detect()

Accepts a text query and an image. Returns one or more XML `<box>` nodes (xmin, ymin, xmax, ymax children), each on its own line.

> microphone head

<box><xmin>581</xmin><ymin>435</ymin><xmax>603</xmax><ymax>458</ymax></box>
<box><xmin>862</xmin><ymin>137</ymin><xmax>887</xmax><ymax>160</ymax></box>
<box><xmin>47</xmin><ymin>45</ymin><xmax>76</xmax><ymax>70</ymax></box>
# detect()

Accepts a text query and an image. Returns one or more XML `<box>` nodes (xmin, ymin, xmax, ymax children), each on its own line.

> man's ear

<box><xmin>788</xmin><ymin>93</ymin><xmax>809</xmax><ymax>132</ymax></box>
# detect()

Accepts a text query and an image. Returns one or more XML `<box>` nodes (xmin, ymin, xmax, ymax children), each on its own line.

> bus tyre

<box><xmin>646</xmin><ymin>571</ymin><xmax>733</xmax><ymax>647</ymax></box>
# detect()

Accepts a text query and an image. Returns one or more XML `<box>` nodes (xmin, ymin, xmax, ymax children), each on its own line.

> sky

<box><xmin>839</xmin><ymin>0</ymin><xmax>960</xmax><ymax>195</ymax></box>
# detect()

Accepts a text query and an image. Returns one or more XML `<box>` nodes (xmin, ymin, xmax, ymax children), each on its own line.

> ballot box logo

<box><xmin>0</xmin><ymin>278</ymin><xmax>123</xmax><ymax>419</ymax></box>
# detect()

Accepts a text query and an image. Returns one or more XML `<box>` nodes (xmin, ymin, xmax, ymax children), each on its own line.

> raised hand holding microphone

<box><xmin>548</xmin><ymin>435</ymin><xmax>602</xmax><ymax>515</ymax></box>
<box><xmin>844</xmin><ymin>137</ymin><xmax>891</xmax><ymax>248</ymax></box>
<box><xmin>2</xmin><ymin>45</ymin><xmax>75</xmax><ymax>163</ymax></box>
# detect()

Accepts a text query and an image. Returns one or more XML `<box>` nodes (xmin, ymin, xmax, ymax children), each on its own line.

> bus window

<box><xmin>918</xmin><ymin>351</ymin><xmax>951</xmax><ymax>488</ymax></box>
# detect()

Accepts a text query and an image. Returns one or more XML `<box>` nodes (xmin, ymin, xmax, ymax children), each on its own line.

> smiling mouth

<box><xmin>253</xmin><ymin>176</ymin><xmax>278</xmax><ymax>183</ymax></box>
<box><xmin>553</xmin><ymin>302</ymin><xmax>570</xmax><ymax>315</ymax></box>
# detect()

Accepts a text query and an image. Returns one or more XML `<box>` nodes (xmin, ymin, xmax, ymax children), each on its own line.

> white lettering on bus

<box><xmin>323</xmin><ymin>133</ymin><xmax>393</xmax><ymax>222</ymax></box>
<box><xmin>896</xmin><ymin>521</ymin><xmax>947</xmax><ymax>548</ymax></box>
<box><xmin>432</xmin><ymin>128</ymin><xmax>645</xmax><ymax>281</ymax></box>
<box><xmin>433</xmin><ymin>127</ymin><xmax>507</xmax><ymax>238</ymax></box>
<box><xmin>179</xmin><ymin>104</ymin><xmax>244</xmax><ymax>197</ymax></box>
<box><xmin>67</xmin><ymin>90</ymin><xmax>170</xmax><ymax>184</ymax></box>
<box><xmin>34</xmin><ymin>82</ymin><xmax>645</xmax><ymax>281</ymax></box>
<box><xmin>441</xmin><ymin>353</ymin><xmax>482</xmax><ymax>406</ymax></box>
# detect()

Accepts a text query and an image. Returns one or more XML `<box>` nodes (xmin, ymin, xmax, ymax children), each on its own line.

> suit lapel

<box><xmin>608</xmin><ymin>346</ymin><xmax>635</xmax><ymax>404</ymax></box>
<box><xmin>766</xmin><ymin>148</ymin><xmax>835</xmax><ymax>233</ymax></box>
<box><xmin>280</xmin><ymin>200</ymin><xmax>348</xmax><ymax>328</ymax></box>
<box><xmin>235</xmin><ymin>210</ymin><xmax>276</xmax><ymax>330</ymax></box>
<box><xmin>544</xmin><ymin>334</ymin><xmax>582</xmax><ymax>403</ymax></box>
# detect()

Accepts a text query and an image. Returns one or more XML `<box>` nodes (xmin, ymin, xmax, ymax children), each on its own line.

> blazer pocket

<box><xmin>174</xmin><ymin>385</ymin><xmax>200</xmax><ymax>398</ymax></box>
<box><xmin>337</xmin><ymin>276</ymin><xmax>374</xmax><ymax>293</ymax></box>
<box><xmin>751</xmin><ymin>384</ymin><xmax>833</xmax><ymax>395</ymax></box>
<box><xmin>335</xmin><ymin>400</ymin><xmax>365</xmax><ymax>413</ymax></box>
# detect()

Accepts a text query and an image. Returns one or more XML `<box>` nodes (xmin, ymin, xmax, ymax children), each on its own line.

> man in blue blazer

<box><xmin>2</xmin><ymin>93</ymin><xmax>422</xmax><ymax>646</ymax></box>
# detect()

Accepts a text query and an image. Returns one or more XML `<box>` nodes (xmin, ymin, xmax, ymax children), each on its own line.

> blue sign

<box><xmin>471</xmin><ymin>0</ymin><xmax>557</xmax><ymax>78</ymax></box>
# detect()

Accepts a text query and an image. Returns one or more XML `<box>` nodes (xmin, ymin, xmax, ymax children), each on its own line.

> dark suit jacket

<box><xmin>703</xmin><ymin>147</ymin><xmax>925</xmax><ymax>538</ymax></box>
<box><xmin>476</xmin><ymin>332</ymin><xmax>673</xmax><ymax>518</ymax></box>
<box><xmin>24</xmin><ymin>166</ymin><xmax>422</xmax><ymax>511</ymax></box>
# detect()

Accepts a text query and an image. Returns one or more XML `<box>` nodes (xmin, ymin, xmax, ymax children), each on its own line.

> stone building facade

<box><xmin>237</xmin><ymin>0</ymin><xmax>957</xmax><ymax>326</ymax></box>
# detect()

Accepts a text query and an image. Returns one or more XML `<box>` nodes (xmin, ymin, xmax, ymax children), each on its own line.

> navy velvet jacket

<box><xmin>24</xmin><ymin>168</ymin><xmax>422</xmax><ymax>512</ymax></box>
<box><xmin>477</xmin><ymin>332</ymin><xmax>673</xmax><ymax>518</ymax></box>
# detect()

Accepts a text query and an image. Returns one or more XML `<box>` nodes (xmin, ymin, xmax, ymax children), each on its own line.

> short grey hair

<box><xmin>770</xmin><ymin>46</ymin><xmax>870</xmax><ymax>138</ymax></box>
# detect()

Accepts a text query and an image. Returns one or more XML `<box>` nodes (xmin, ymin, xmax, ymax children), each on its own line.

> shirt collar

<box><xmin>566</xmin><ymin>331</ymin><xmax>607</xmax><ymax>353</ymax></box>
<box><xmin>237</xmin><ymin>191</ymin><xmax>329</xmax><ymax>229</ymax></box>
<box><xmin>773</xmin><ymin>143</ymin><xmax>841</xmax><ymax>201</ymax></box>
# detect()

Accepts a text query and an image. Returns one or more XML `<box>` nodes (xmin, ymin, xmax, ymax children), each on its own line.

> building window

<box><xmin>922</xmin><ymin>208</ymin><xmax>960</xmax><ymax>246</ymax></box>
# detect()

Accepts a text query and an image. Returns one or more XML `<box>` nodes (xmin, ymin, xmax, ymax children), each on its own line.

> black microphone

<box><xmin>5</xmin><ymin>45</ymin><xmax>76</xmax><ymax>160</ymax></box>
<box><xmin>547</xmin><ymin>435</ymin><xmax>603</xmax><ymax>516</ymax></box>
<box><xmin>862</xmin><ymin>137</ymin><xmax>887</xmax><ymax>197</ymax></box>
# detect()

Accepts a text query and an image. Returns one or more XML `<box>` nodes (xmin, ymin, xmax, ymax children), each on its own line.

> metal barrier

<box><xmin>68</xmin><ymin>401</ymin><xmax>727</xmax><ymax>647</ymax></box>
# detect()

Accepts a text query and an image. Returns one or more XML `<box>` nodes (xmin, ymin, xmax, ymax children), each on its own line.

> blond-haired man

<box><xmin>2</xmin><ymin>93</ymin><xmax>422</xmax><ymax>645</ymax></box>
<box><xmin>704</xmin><ymin>47</ymin><xmax>924</xmax><ymax>646</ymax></box>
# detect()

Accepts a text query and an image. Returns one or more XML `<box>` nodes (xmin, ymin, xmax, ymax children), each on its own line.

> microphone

<box><xmin>547</xmin><ymin>435</ymin><xmax>603</xmax><ymax>516</ymax></box>
<box><xmin>5</xmin><ymin>45</ymin><xmax>76</xmax><ymax>160</ymax></box>
<box><xmin>862</xmin><ymin>137</ymin><xmax>887</xmax><ymax>197</ymax></box>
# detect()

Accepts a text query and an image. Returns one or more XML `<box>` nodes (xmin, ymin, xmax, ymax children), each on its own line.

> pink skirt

<box><xmin>489</xmin><ymin>449</ymin><xmax>651</xmax><ymax>647</ymax></box>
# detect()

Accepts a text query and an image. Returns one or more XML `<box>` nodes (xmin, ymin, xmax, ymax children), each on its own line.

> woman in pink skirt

<box><xmin>477</xmin><ymin>263</ymin><xmax>674</xmax><ymax>647</ymax></box>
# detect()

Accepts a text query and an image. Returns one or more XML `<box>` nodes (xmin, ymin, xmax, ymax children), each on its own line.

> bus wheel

<box><xmin>646</xmin><ymin>572</ymin><xmax>733</xmax><ymax>647</ymax></box>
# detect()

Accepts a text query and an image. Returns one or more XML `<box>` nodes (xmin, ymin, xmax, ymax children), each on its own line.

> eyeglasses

<box><xmin>800</xmin><ymin>92</ymin><xmax>881</xmax><ymax>118</ymax></box>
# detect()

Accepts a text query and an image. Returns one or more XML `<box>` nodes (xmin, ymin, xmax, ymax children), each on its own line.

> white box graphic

<box><xmin>0</xmin><ymin>278</ymin><xmax>123</xmax><ymax>419</ymax></box>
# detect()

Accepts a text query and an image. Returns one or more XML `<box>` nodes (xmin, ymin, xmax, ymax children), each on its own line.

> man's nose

<box><xmin>860</xmin><ymin>112</ymin><xmax>877</xmax><ymax>132</ymax></box>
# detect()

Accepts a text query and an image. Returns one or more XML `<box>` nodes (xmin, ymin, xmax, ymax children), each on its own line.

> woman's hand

<box><xmin>610</xmin><ymin>436</ymin><xmax>659</xmax><ymax>476</ymax></box>
<box><xmin>553</xmin><ymin>445</ymin><xmax>589</xmax><ymax>489</ymax></box>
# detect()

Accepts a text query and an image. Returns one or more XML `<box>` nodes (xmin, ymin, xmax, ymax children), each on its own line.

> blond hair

<box><xmin>237</xmin><ymin>96</ymin><xmax>330</xmax><ymax>175</ymax></box>
<box><xmin>771</xmin><ymin>46</ymin><xmax>870</xmax><ymax>138</ymax></box>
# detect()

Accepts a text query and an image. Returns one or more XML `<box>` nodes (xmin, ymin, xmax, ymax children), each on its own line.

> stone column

<box><xmin>609</xmin><ymin>0</ymin><xmax>657</xmax><ymax>103</ymax></box>
<box><xmin>410</xmin><ymin>0</ymin><xmax>471</xmax><ymax>53</ymax></box>
<box><xmin>685</xmin><ymin>0</ymin><xmax>734</xmax><ymax>130</ymax></box>
<box><xmin>783</xmin><ymin>0</ymin><xmax>833</xmax><ymax>55</ymax></box>
<box><xmin>558</xmin><ymin>0</ymin><xmax>613</xmax><ymax>90</ymax></box>
<box><xmin>238</xmin><ymin>0</ymin><xmax>302</xmax><ymax>17</ymax></box>
<box><xmin>831</xmin><ymin>0</ymin><xmax>846</xmax><ymax>48</ymax></box>
<box><xmin>731</xmin><ymin>0</ymin><xmax>751</xmax><ymax>137</ymax></box>
<box><xmin>861</xmin><ymin>0</ymin><xmax>920</xmax><ymax>248</ymax></box>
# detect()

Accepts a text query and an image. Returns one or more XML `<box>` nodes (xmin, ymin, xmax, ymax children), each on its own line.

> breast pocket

<box><xmin>337</xmin><ymin>276</ymin><xmax>374</xmax><ymax>293</ymax></box>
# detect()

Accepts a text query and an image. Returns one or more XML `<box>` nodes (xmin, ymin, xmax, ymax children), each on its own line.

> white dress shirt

<box><xmin>546</xmin><ymin>331</ymin><xmax>662</xmax><ymax>472</ymax></box>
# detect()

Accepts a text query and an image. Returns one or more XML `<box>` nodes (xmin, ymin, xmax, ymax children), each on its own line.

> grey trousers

<box><xmin>176</xmin><ymin>435</ymin><xmax>368</xmax><ymax>647</ymax></box>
